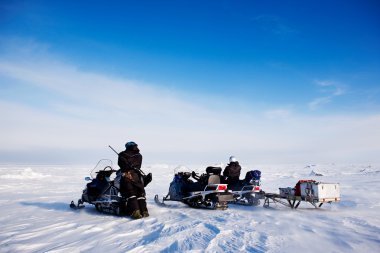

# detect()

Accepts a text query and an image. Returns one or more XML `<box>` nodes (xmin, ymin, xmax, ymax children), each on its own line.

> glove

<box><xmin>143</xmin><ymin>173</ymin><xmax>152</xmax><ymax>187</ymax></box>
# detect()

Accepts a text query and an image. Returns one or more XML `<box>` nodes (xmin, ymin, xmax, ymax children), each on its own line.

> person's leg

<box><xmin>121</xmin><ymin>177</ymin><xmax>142</xmax><ymax>219</ymax></box>
<box><xmin>127</xmin><ymin>196</ymin><xmax>142</xmax><ymax>219</ymax></box>
<box><xmin>137</xmin><ymin>190</ymin><xmax>149</xmax><ymax>217</ymax></box>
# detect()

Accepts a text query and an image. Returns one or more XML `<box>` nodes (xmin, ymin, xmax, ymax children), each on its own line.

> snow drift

<box><xmin>0</xmin><ymin>164</ymin><xmax>379</xmax><ymax>252</ymax></box>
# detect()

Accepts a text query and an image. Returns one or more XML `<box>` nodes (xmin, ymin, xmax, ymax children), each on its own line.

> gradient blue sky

<box><xmin>0</xmin><ymin>1</ymin><xmax>379</xmax><ymax>165</ymax></box>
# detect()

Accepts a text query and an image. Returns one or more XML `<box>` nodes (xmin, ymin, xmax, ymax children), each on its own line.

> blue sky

<box><xmin>0</xmin><ymin>1</ymin><xmax>379</xmax><ymax>164</ymax></box>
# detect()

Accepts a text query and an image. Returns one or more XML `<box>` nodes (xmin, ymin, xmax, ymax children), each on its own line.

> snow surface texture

<box><xmin>0</xmin><ymin>164</ymin><xmax>379</xmax><ymax>253</ymax></box>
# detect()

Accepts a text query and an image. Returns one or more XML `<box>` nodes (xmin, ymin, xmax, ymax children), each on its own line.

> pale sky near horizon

<box><xmin>0</xmin><ymin>1</ymin><xmax>379</xmax><ymax>165</ymax></box>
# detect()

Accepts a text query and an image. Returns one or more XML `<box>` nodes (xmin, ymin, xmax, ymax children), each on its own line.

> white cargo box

<box><xmin>300</xmin><ymin>182</ymin><xmax>340</xmax><ymax>202</ymax></box>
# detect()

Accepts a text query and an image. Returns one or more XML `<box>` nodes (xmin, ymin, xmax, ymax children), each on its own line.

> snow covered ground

<box><xmin>0</xmin><ymin>163</ymin><xmax>379</xmax><ymax>253</ymax></box>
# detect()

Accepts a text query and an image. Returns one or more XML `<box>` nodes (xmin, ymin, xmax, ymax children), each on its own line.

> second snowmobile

<box><xmin>155</xmin><ymin>166</ymin><xmax>234</xmax><ymax>210</ymax></box>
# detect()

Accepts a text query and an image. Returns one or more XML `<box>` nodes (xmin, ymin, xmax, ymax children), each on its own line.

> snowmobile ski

<box><xmin>69</xmin><ymin>199</ymin><xmax>85</xmax><ymax>209</ymax></box>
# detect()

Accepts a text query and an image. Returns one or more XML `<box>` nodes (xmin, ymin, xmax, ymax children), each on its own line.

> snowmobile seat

<box><xmin>206</xmin><ymin>166</ymin><xmax>222</xmax><ymax>175</ymax></box>
<box><xmin>208</xmin><ymin>174</ymin><xmax>221</xmax><ymax>184</ymax></box>
<box><xmin>195</xmin><ymin>167</ymin><xmax>222</xmax><ymax>185</ymax></box>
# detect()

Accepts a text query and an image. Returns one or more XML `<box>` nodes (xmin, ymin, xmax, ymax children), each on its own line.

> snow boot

<box><xmin>131</xmin><ymin>210</ymin><xmax>142</xmax><ymax>219</ymax></box>
<box><xmin>142</xmin><ymin>211</ymin><xmax>149</xmax><ymax>218</ymax></box>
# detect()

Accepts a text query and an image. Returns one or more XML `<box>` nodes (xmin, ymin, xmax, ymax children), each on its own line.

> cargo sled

<box><xmin>264</xmin><ymin>180</ymin><xmax>340</xmax><ymax>209</ymax></box>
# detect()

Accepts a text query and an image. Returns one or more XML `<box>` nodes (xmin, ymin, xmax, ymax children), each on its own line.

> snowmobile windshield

<box><xmin>174</xmin><ymin>165</ymin><xmax>197</xmax><ymax>180</ymax></box>
<box><xmin>90</xmin><ymin>159</ymin><xmax>116</xmax><ymax>180</ymax></box>
<box><xmin>174</xmin><ymin>165</ymin><xmax>192</xmax><ymax>175</ymax></box>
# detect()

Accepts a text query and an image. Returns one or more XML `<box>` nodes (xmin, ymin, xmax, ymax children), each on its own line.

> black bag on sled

<box><xmin>245</xmin><ymin>170</ymin><xmax>261</xmax><ymax>184</ymax></box>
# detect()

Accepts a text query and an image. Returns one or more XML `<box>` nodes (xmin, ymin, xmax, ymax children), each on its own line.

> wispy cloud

<box><xmin>308</xmin><ymin>97</ymin><xmax>332</xmax><ymax>110</ymax></box>
<box><xmin>308</xmin><ymin>80</ymin><xmax>346</xmax><ymax>110</ymax></box>
<box><xmin>0</xmin><ymin>48</ymin><xmax>257</xmax><ymax>162</ymax></box>
<box><xmin>0</xmin><ymin>39</ymin><xmax>379</xmax><ymax>164</ymax></box>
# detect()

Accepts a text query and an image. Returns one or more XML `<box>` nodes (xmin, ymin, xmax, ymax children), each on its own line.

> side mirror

<box><xmin>85</xmin><ymin>176</ymin><xmax>91</xmax><ymax>181</ymax></box>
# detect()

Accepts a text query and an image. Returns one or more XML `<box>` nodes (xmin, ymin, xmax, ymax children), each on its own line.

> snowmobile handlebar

<box><xmin>191</xmin><ymin>171</ymin><xmax>200</xmax><ymax>180</ymax></box>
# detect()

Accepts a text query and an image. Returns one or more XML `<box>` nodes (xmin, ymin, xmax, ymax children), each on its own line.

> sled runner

<box><xmin>70</xmin><ymin>159</ymin><xmax>124</xmax><ymax>215</ymax></box>
<box><xmin>155</xmin><ymin>167</ymin><xmax>234</xmax><ymax>210</ymax></box>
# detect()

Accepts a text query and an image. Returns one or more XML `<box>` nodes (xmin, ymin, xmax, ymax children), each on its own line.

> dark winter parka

<box><xmin>223</xmin><ymin>162</ymin><xmax>242</xmax><ymax>185</ymax></box>
<box><xmin>118</xmin><ymin>146</ymin><xmax>144</xmax><ymax>195</ymax></box>
<box><xmin>118</xmin><ymin>146</ymin><xmax>142</xmax><ymax>172</ymax></box>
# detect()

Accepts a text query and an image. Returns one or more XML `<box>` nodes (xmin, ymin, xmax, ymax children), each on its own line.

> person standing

<box><xmin>118</xmin><ymin>141</ymin><xmax>149</xmax><ymax>219</ymax></box>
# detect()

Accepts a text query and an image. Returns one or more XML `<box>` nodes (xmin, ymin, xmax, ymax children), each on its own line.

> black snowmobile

<box><xmin>70</xmin><ymin>159</ymin><xmax>125</xmax><ymax>215</ymax></box>
<box><xmin>155</xmin><ymin>166</ymin><xmax>234</xmax><ymax>210</ymax></box>
<box><xmin>228</xmin><ymin>170</ymin><xmax>265</xmax><ymax>206</ymax></box>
